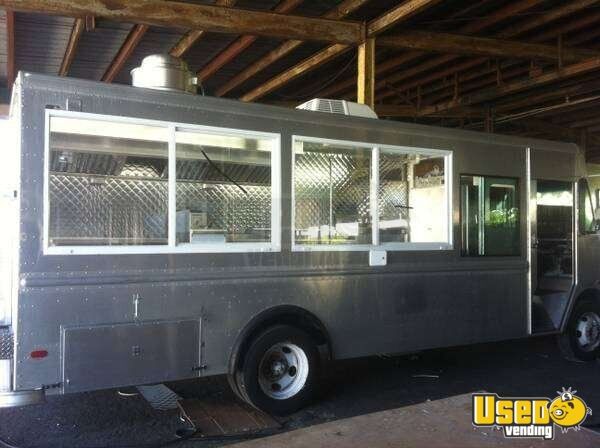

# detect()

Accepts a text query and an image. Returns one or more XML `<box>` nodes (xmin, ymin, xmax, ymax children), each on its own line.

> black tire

<box><xmin>558</xmin><ymin>300</ymin><xmax>600</xmax><ymax>362</ymax></box>
<box><xmin>233</xmin><ymin>325</ymin><xmax>320</xmax><ymax>415</ymax></box>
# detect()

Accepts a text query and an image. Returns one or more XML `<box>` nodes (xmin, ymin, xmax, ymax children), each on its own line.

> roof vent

<box><xmin>296</xmin><ymin>98</ymin><xmax>378</xmax><ymax>119</ymax></box>
<box><xmin>131</xmin><ymin>54</ymin><xmax>198</xmax><ymax>94</ymax></box>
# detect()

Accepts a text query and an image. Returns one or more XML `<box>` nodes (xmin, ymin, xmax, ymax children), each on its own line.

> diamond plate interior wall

<box><xmin>294</xmin><ymin>148</ymin><xmax>409</xmax><ymax>245</ymax></box>
<box><xmin>49</xmin><ymin>173</ymin><xmax>272</xmax><ymax>246</ymax></box>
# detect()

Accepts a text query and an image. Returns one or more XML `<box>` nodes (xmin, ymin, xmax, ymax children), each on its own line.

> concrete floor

<box><xmin>0</xmin><ymin>335</ymin><xmax>599</xmax><ymax>448</ymax></box>
<box><xmin>229</xmin><ymin>393</ymin><xmax>600</xmax><ymax>448</ymax></box>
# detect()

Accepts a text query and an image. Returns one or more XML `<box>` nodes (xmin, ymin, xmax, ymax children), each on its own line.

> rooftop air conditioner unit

<box><xmin>296</xmin><ymin>98</ymin><xmax>378</xmax><ymax>119</ymax></box>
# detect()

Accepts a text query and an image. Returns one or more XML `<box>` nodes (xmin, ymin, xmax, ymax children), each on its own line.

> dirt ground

<box><xmin>0</xmin><ymin>335</ymin><xmax>598</xmax><ymax>448</ymax></box>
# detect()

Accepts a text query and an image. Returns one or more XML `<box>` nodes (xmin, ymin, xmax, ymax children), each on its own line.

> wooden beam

<box><xmin>515</xmin><ymin>117</ymin><xmax>600</xmax><ymax>147</ymax></box>
<box><xmin>197</xmin><ymin>0</ymin><xmax>303</xmax><ymax>83</ymax></box>
<box><xmin>496</xmin><ymin>0</ymin><xmax>600</xmax><ymax>39</ymax></box>
<box><xmin>5</xmin><ymin>9</ymin><xmax>15</xmax><ymax>90</ymax></box>
<box><xmin>215</xmin><ymin>0</ymin><xmax>369</xmax><ymax>97</ymax></box>
<box><xmin>240</xmin><ymin>44</ymin><xmax>352</xmax><ymax>102</ymax></box>
<box><xmin>239</xmin><ymin>0</ymin><xmax>441</xmax><ymax>102</ymax></box>
<box><xmin>534</xmin><ymin>9</ymin><xmax>600</xmax><ymax>44</ymax></box>
<box><xmin>0</xmin><ymin>0</ymin><xmax>364</xmax><ymax>44</ymax></box>
<box><xmin>375</xmin><ymin>0</ymin><xmax>597</xmax><ymax>103</ymax></box>
<box><xmin>102</xmin><ymin>24</ymin><xmax>148</xmax><ymax>83</ymax></box>
<box><xmin>570</xmin><ymin>116</ymin><xmax>600</xmax><ymax>129</ymax></box>
<box><xmin>58</xmin><ymin>18</ymin><xmax>84</xmax><ymax>76</ymax></box>
<box><xmin>495</xmin><ymin>78</ymin><xmax>600</xmax><ymax>114</ymax></box>
<box><xmin>318</xmin><ymin>52</ymin><xmax>425</xmax><ymax>99</ymax></box>
<box><xmin>169</xmin><ymin>0</ymin><xmax>237</xmax><ymax>59</ymax></box>
<box><xmin>320</xmin><ymin>0</ymin><xmax>545</xmax><ymax>100</ymax></box>
<box><xmin>357</xmin><ymin>38</ymin><xmax>375</xmax><ymax>108</ymax></box>
<box><xmin>375</xmin><ymin>104</ymin><xmax>485</xmax><ymax>118</ymax></box>
<box><xmin>367</xmin><ymin>0</ymin><xmax>444</xmax><ymax>35</ymax></box>
<box><xmin>377</xmin><ymin>31</ymin><xmax>598</xmax><ymax>63</ymax></box>
<box><xmin>419</xmin><ymin>57</ymin><xmax>600</xmax><ymax>115</ymax></box>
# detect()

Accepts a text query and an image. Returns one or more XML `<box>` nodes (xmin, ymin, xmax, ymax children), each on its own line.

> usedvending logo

<box><xmin>472</xmin><ymin>387</ymin><xmax>592</xmax><ymax>440</ymax></box>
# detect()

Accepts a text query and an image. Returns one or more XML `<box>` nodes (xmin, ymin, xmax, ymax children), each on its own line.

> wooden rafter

<box><xmin>570</xmin><ymin>116</ymin><xmax>600</xmax><ymax>129</ymax></box>
<box><xmin>497</xmin><ymin>0</ymin><xmax>600</xmax><ymax>39</ymax></box>
<box><xmin>102</xmin><ymin>24</ymin><xmax>148</xmax><ymax>83</ymax></box>
<box><xmin>5</xmin><ymin>9</ymin><xmax>15</xmax><ymax>89</ymax></box>
<box><xmin>378</xmin><ymin>31</ymin><xmax>599</xmax><ymax>62</ymax></box>
<box><xmin>197</xmin><ymin>0</ymin><xmax>303</xmax><ymax>83</ymax></box>
<box><xmin>511</xmin><ymin>118</ymin><xmax>600</xmax><ymax>147</ymax></box>
<box><xmin>240</xmin><ymin>44</ymin><xmax>352</xmax><ymax>102</ymax></box>
<box><xmin>375</xmin><ymin>104</ymin><xmax>485</xmax><ymax>118</ymax></box>
<box><xmin>0</xmin><ymin>0</ymin><xmax>364</xmax><ymax>44</ymax></box>
<box><xmin>215</xmin><ymin>0</ymin><xmax>368</xmax><ymax>97</ymax></box>
<box><xmin>240</xmin><ymin>0</ymin><xmax>442</xmax><ymax>102</ymax></box>
<box><xmin>169</xmin><ymin>0</ymin><xmax>237</xmax><ymax>59</ymax></box>
<box><xmin>495</xmin><ymin>78</ymin><xmax>600</xmax><ymax>114</ymax></box>
<box><xmin>375</xmin><ymin>0</ymin><xmax>599</xmax><ymax>104</ymax></box>
<box><xmin>318</xmin><ymin>0</ymin><xmax>546</xmax><ymax>99</ymax></box>
<box><xmin>419</xmin><ymin>57</ymin><xmax>600</xmax><ymax>116</ymax></box>
<box><xmin>367</xmin><ymin>0</ymin><xmax>444</xmax><ymax>35</ymax></box>
<box><xmin>59</xmin><ymin>18</ymin><xmax>85</xmax><ymax>76</ymax></box>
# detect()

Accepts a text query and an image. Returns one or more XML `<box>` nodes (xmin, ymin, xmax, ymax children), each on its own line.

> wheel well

<box><xmin>564</xmin><ymin>288</ymin><xmax>600</xmax><ymax>330</ymax></box>
<box><xmin>229</xmin><ymin>306</ymin><xmax>331</xmax><ymax>375</ymax></box>
<box><xmin>574</xmin><ymin>289</ymin><xmax>600</xmax><ymax>307</ymax></box>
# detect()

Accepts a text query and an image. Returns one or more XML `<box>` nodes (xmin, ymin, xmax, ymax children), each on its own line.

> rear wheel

<box><xmin>233</xmin><ymin>325</ymin><xmax>320</xmax><ymax>415</ymax></box>
<box><xmin>558</xmin><ymin>300</ymin><xmax>600</xmax><ymax>361</ymax></box>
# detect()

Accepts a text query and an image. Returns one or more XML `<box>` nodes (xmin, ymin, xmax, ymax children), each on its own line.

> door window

<box><xmin>578</xmin><ymin>178</ymin><xmax>596</xmax><ymax>234</ymax></box>
<box><xmin>460</xmin><ymin>175</ymin><xmax>520</xmax><ymax>256</ymax></box>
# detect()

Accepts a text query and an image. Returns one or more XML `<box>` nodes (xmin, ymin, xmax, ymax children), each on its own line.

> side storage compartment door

<box><xmin>62</xmin><ymin>319</ymin><xmax>201</xmax><ymax>393</ymax></box>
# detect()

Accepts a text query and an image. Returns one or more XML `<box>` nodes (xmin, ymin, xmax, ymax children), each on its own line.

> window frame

<box><xmin>291</xmin><ymin>135</ymin><xmax>453</xmax><ymax>252</ymax></box>
<box><xmin>459</xmin><ymin>173</ymin><xmax>521</xmax><ymax>257</ymax></box>
<box><xmin>577</xmin><ymin>178</ymin><xmax>596</xmax><ymax>235</ymax></box>
<box><xmin>43</xmin><ymin>109</ymin><xmax>281</xmax><ymax>255</ymax></box>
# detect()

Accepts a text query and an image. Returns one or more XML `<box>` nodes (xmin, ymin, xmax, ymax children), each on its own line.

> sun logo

<box><xmin>548</xmin><ymin>387</ymin><xmax>592</xmax><ymax>432</ymax></box>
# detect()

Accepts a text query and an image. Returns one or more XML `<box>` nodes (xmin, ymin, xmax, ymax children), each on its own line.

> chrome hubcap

<box><xmin>575</xmin><ymin>312</ymin><xmax>600</xmax><ymax>352</ymax></box>
<box><xmin>258</xmin><ymin>342</ymin><xmax>309</xmax><ymax>400</ymax></box>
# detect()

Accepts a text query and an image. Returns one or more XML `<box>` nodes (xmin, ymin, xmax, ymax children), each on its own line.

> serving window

<box><xmin>292</xmin><ymin>136</ymin><xmax>452</xmax><ymax>251</ymax></box>
<box><xmin>45</xmin><ymin>111</ymin><xmax>280</xmax><ymax>255</ymax></box>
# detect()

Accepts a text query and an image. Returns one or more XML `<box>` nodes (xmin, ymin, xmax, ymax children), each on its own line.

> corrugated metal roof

<box><xmin>68</xmin><ymin>19</ymin><xmax>133</xmax><ymax>81</ymax></box>
<box><xmin>15</xmin><ymin>13</ymin><xmax>74</xmax><ymax>76</ymax></box>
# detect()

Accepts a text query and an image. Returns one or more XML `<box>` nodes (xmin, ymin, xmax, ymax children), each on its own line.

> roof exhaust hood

<box><xmin>131</xmin><ymin>54</ymin><xmax>198</xmax><ymax>94</ymax></box>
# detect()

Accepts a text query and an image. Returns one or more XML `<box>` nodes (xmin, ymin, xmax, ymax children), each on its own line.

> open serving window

<box><xmin>292</xmin><ymin>136</ymin><xmax>452</xmax><ymax>251</ymax></box>
<box><xmin>44</xmin><ymin>110</ymin><xmax>280</xmax><ymax>255</ymax></box>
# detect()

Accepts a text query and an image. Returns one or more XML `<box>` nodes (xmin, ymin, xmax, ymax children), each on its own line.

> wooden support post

<box><xmin>485</xmin><ymin>106</ymin><xmax>495</xmax><ymax>133</ymax></box>
<box><xmin>557</xmin><ymin>34</ymin><xmax>564</xmax><ymax>69</ymax></box>
<box><xmin>453</xmin><ymin>72</ymin><xmax>459</xmax><ymax>100</ymax></box>
<box><xmin>581</xmin><ymin>130</ymin><xmax>588</xmax><ymax>152</ymax></box>
<box><xmin>496</xmin><ymin>59</ymin><xmax>502</xmax><ymax>86</ymax></box>
<box><xmin>357</xmin><ymin>38</ymin><xmax>375</xmax><ymax>108</ymax></box>
<box><xmin>6</xmin><ymin>9</ymin><xmax>15</xmax><ymax>91</ymax></box>
<box><xmin>85</xmin><ymin>15</ymin><xmax>95</xmax><ymax>31</ymax></box>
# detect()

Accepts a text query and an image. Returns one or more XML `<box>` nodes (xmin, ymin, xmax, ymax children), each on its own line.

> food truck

<box><xmin>0</xmin><ymin>67</ymin><xmax>598</xmax><ymax>414</ymax></box>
